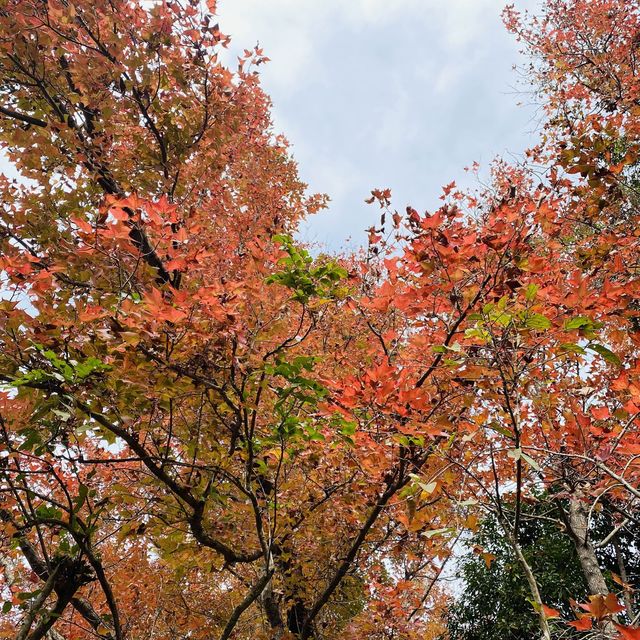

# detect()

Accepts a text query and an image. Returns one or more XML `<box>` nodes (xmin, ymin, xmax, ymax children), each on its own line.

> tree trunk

<box><xmin>567</xmin><ymin>492</ymin><xmax>616</xmax><ymax>638</ymax></box>
<box><xmin>261</xmin><ymin>580</ymin><xmax>285</xmax><ymax>640</ymax></box>
<box><xmin>614</xmin><ymin>537</ymin><xmax>635</xmax><ymax>622</ymax></box>
<box><xmin>567</xmin><ymin>495</ymin><xmax>610</xmax><ymax>594</ymax></box>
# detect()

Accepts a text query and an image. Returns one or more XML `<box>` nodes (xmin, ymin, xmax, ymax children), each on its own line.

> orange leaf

<box><xmin>604</xmin><ymin>593</ymin><xmax>625</xmax><ymax>615</ymax></box>
<box><xmin>110</xmin><ymin>207</ymin><xmax>129</xmax><ymax>222</ymax></box>
<box><xmin>591</xmin><ymin>406</ymin><xmax>610</xmax><ymax>420</ymax></box>
<box><xmin>567</xmin><ymin>616</ymin><xmax>592</xmax><ymax>631</ymax></box>
<box><xmin>612</xmin><ymin>572</ymin><xmax>632</xmax><ymax>590</ymax></box>
<box><xmin>619</xmin><ymin>442</ymin><xmax>640</xmax><ymax>456</ymax></box>
<box><xmin>482</xmin><ymin>553</ymin><xmax>497</xmax><ymax>569</ymax></box>
<box><xmin>615</xmin><ymin>625</ymin><xmax>640</xmax><ymax>640</ymax></box>
<box><xmin>542</xmin><ymin>604</ymin><xmax>561</xmax><ymax>619</ymax></box>
<box><xmin>579</xmin><ymin>595</ymin><xmax>605</xmax><ymax>619</ymax></box>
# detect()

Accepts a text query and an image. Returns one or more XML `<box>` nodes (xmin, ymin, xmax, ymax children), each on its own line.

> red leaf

<box><xmin>591</xmin><ymin>406</ymin><xmax>610</xmax><ymax>420</ymax></box>
<box><xmin>615</xmin><ymin>625</ymin><xmax>640</xmax><ymax>640</ymax></box>
<box><xmin>604</xmin><ymin>594</ymin><xmax>625</xmax><ymax>615</ymax></box>
<box><xmin>542</xmin><ymin>604</ymin><xmax>561</xmax><ymax>619</ymax></box>
<box><xmin>619</xmin><ymin>442</ymin><xmax>640</xmax><ymax>456</ymax></box>
<box><xmin>567</xmin><ymin>617</ymin><xmax>592</xmax><ymax>631</ymax></box>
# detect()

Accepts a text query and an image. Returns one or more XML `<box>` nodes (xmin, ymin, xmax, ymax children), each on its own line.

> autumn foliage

<box><xmin>1</xmin><ymin>0</ymin><xmax>640</xmax><ymax>639</ymax></box>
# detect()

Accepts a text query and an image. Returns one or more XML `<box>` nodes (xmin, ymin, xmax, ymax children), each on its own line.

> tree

<box><xmin>447</xmin><ymin>496</ymin><xmax>640</xmax><ymax>640</ymax></box>
<box><xmin>500</xmin><ymin>2</ymin><xmax>640</xmax><ymax>635</ymax></box>
<box><xmin>448</xmin><ymin>500</ymin><xmax>588</xmax><ymax>640</ymax></box>
<box><xmin>0</xmin><ymin>1</ymin><xmax>380</xmax><ymax>638</ymax></box>
<box><xmin>0</xmin><ymin>2</ymin><xmax>449</xmax><ymax>639</ymax></box>
<box><xmin>346</xmin><ymin>3</ymin><xmax>640</xmax><ymax>635</ymax></box>
<box><xmin>2</xmin><ymin>0</ymin><xmax>640</xmax><ymax>639</ymax></box>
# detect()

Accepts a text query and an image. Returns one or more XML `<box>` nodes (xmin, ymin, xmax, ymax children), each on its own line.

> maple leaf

<box><xmin>591</xmin><ymin>406</ymin><xmax>610</xmax><ymax>420</ymax></box>
<box><xmin>1</xmin><ymin>1</ymin><xmax>640</xmax><ymax>639</ymax></box>
<box><xmin>616</xmin><ymin>624</ymin><xmax>640</xmax><ymax>640</ymax></box>
<box><xmin>541</xmin><ymin>604</ymin><xmax>561</xmax><ymax>619</ymax></box>
<box><xmin>567</xmin><ymin>616</ymin><xmax>593</xmax><ymax>631</ymax></box>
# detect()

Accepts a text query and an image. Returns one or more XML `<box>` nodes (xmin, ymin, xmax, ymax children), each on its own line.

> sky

<box><xmin>217</xmin><ymin>0</ymin><xmax>542</xmax><ymax>250</ymax></box>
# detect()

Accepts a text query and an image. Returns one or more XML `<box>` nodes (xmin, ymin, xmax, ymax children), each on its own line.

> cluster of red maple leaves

<box><xmin>0</xmin><ymin>0</ymin><xmax>639</xmax><ymax>639</ymax></box>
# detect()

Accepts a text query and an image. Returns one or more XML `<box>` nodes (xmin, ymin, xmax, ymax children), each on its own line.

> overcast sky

<box><xmin>218</xmin><ymin>0</ymin><xmax>542</xmax><ymax>250</ymax></box>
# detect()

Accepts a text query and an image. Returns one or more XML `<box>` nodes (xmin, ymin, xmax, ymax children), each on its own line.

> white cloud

<box><xmin>219</xmin><ymin>0</ymin><xmax>512</xmax><ymax>87</ymax></box>
<box><xmin>217</xmin><ymin>0</ymin><xmax>541</xmax><ymax>248</ymax></box>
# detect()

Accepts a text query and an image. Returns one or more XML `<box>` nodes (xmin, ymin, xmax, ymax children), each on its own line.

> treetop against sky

<box><xmin>217</xmin><ymin>0</ymin><xmax>540</xmax><ymax>249</ymax></box>
<box><xmin>1</xmin><ymin>1</ymin><xmax>640</xmax><ymax>640</ymax></box>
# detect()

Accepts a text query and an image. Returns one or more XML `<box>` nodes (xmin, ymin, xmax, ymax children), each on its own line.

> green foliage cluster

<box><xmin>266</xmin><ymin>235</ymin><xmax>348</xmax><ymax>304</ymax></box>
<box><xmin>447</xmin><ymin>499</ymin><xmax>640</xmax><ymax>639</ymax></box>
<box><xmin>447</xmin><ymin>504</ymin><xmax>588</xmax><ymax>640</ymax></box>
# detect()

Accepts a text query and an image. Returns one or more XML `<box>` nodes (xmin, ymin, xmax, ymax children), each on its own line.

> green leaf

<box><xmin>524</xmin><ymin>313</ymin><xmax>551</xmax><ymax>330</ymax></box>
<box><xmin>565</xmin><ymin>316</ymin><xmax>593</xmax><ymax>330</ymax></box>
<box><xmin>488</xmin><ymin>422</ymin><xmax>513</xmax><ymax>438</ymax></box>
<box><xmin>508</xmin><ymin>447</ymin><xmax>522</xmax><ymax>461</ymax></box>
<box><xmin>395</xmin><ymin>434</ymin><xmax>410</xmax><ymax>447</ymax></box>
<box><xmin>35</xmin><ymin>505</ymin><xmax>63</xmax><ymax>520</ymax></box>
<box><xmin>423</xmin><ymin>526</ymin><xmax>456</xmax><ymax>539</ymax></box>
<box><xmin>18</xmin><ymin>427</ymin><xmax>42</xmax><ymax>452</ymax></box>
<box><xmin>409</xmin><ymin>473</ymin><xmax>437</xmax><ymax>494</ymax></box>
<box><xmin>267</xmin><ymin>235</ymin><xmax>347</xmax><ymax>304</ymax></box>
<box><xmin>465</xmin><ymin>326</ymin><xmax>491</xmax><ymax>342</ymax></box>
<box><xmin>521</xmin><ymin>452</ymin><xmax>541</xmax><ymax>471</ymax></box>
<box><xmin>52</xmin><ymin>408</ymin><xmax>72</xmax><ymax>421</ymax></box>
<box><xmin>422</xmin><ymin>481</ymin><xmax>438</xmax><ymax>494</ymax></box>
<box><xmin>528</xmin><ymin>598</ymin><xmax>541</xmax><ymax>613</ymax></box>
<box><xmin>559</xmin><ymin>342</ymin><xmax>587</xmax><ymax>355</ymax></box>
<box><xmin>338</xmin><ymin>420</ymin><xmax>356</xmax><ymax>437</ymax></box>
<box><xmin>74</xmin><ymin>483</ymin><xmax>89</xmax><ymax>512</ymax></box>
<box><xmin>588</xmin><ymin>343</ymin><xmax>621</xmax><ymax>366</ymax></box>
<box><xmin>74</xmin><ymin>357</ymin><xmax>111</xmax><ymax>379</ymax></box>
<box><xmin>524</xmin><ymin>283</ymin><xmax>539</xmax><ymax>302</ymax></box>
<box><xmin>494</xmin><ymin>312</ymin><xmax>513</xmax><ymax>327</ymax></box>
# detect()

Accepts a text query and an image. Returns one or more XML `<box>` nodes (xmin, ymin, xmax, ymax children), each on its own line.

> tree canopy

<box><xmin>1</xmin><ymin>1</ymin><xmax>640</xmax><ymax>639</ymax></box>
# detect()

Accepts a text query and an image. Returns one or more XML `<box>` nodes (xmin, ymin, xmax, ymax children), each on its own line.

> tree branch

<box><xmin>219</xmin><ymin>570</ymin><xmax>274</xmax><ymax>640</ymax></box>
<box><xmin>0</xmin><ymin>105</ymin><xmax>47</xmax><ymax>128</ymax></box>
